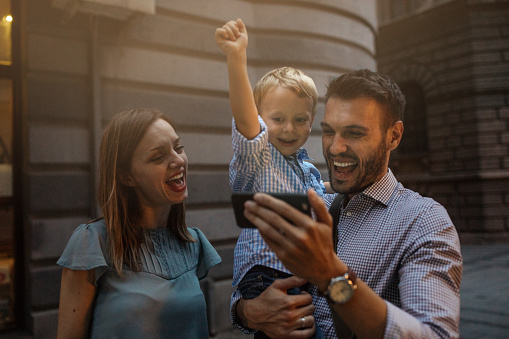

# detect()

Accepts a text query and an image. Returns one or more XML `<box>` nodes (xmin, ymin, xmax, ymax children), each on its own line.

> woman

<box><xmin>57</xmin><ymin>109</ymin><xmax>221</xmax><ymax>338</ymax></box>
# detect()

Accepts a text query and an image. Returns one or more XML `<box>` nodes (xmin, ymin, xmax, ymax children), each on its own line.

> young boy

<box><xmin>216</xmin><ymin>19</ymin><xmax>327</xmax><ymax>338</ymax></box>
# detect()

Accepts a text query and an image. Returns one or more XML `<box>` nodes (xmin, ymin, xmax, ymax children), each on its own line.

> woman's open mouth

<box><xmin>165</xmin><ymin>172</ymin><xmax>186</xmax><ymax>192</ymax></box>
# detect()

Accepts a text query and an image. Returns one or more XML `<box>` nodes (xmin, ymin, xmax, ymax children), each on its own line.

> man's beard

<box><xmin>327</xmin><ymin>140</ymin><xmax>388</xmax><ymax>196</ymax></box>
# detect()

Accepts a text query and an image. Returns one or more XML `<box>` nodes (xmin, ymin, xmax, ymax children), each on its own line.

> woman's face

<box><xmin>124</xmin><ymin>119</ymin><xmax>188</xmax><ymax>209</ymax></box>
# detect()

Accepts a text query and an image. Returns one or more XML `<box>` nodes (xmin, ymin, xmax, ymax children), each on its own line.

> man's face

<box><xmin>321</xmin><ymin>97</ymin><xmax>395</xmax><ymax>199</ymax></box>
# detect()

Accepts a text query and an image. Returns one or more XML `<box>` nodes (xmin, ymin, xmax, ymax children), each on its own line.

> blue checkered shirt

<box><xmin>231</xmin><ymin>169</ymin><xmax>462</xmax><ymax>338</ymax></box>
<box><xmin>230</xmin><ymin>116</ymin><xmax>326</xmax><ymax>286</ymax></box>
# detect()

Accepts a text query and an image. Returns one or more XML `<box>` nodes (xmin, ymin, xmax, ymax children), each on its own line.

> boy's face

<box><xmin>259</xmin><ymin>86</ymin><xmax>314</xmax><ymax>156</ymax></box>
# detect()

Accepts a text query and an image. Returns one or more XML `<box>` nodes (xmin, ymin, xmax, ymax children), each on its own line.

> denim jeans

<box><xmin>239</xmin><ymin>265</ymin><xmax>324</xmax><ymax>339</ymax></box>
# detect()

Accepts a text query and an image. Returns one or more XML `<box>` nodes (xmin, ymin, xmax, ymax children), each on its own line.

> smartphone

<box><xmin>231</xmin><ymin>192</ymin><xmax>311</xmax><ymax>228</ymax></box>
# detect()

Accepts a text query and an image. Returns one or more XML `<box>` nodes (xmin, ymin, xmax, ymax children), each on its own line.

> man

<box><xmin>231</xmin><ymin>69</ymin><xmax>462</xmax><ymax>338</ymax></box>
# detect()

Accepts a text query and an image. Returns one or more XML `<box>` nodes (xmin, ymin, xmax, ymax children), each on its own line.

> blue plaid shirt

<box><xmin>231</xmin><ymin>169</ymin><xmax>462</xmax><ymax>338</ymax></box>
<box><xmin>230</xmin><ymin>116</ymin><xmax>326</xmax><ymax>286</ymax></box>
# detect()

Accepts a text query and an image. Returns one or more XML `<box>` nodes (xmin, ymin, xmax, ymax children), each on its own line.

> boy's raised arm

<box><xmin>215</xmin><ymin>19</ymin><xmax>260</xmax><ymax>140</ymax></box>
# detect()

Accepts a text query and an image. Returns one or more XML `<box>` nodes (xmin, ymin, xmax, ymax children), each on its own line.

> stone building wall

<box><xmin>18</xmin><ymin>0</ymin><xmax>377</xmax><ymax>336</ymax></box>
<box><xmin>377</xmin><ymin>0</ymin><xmax>509</xmax><ymax>243</ymax></box>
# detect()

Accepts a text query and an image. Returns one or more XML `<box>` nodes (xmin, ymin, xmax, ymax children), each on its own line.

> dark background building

<box><xmin>378</xmin><ymin>0</ymin><xmax>509</xmax><ymax>244</ymax></box>
<box><xmin>0</xmin><ymin>0</ymin><xmax>506</xmax><ymax>337</ymax></box>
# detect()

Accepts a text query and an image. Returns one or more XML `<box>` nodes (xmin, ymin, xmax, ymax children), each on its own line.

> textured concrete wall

<box><xmin>377</xmin><ymin>0</ymin><xmax>509</xmax><ymax>243</ymax></box>
<box><xmin>21</xmin><ymin>0</ymin><xmax>377</xmax><ymax>336</ymax></box>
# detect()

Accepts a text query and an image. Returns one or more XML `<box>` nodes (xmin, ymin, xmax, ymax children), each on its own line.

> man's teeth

<box><xmin>167</xmin><ymin>173</ymin><xmax>184</xmax><ymax>181</ymax></box>
<box><xmin>334</xmin><ymin>161</ymin><xmax>356</xmax><ymax>167</ymax></box>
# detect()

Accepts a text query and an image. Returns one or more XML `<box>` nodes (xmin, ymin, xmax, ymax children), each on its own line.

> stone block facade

<box><xmin>377</xmin><ymin>0</ymin><xmax>509</xmax><ymax>243</ymax></box>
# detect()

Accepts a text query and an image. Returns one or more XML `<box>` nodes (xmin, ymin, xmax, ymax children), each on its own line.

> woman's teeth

<box><xmin>167</xmin><ymin>173</ymin><xmax>184</xmax><ymax>182</ymax></box>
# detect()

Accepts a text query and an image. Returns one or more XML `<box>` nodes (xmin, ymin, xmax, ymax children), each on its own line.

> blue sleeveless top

<box><xmin>57</xmin><ymin>220</ymin><xmax>221</xmax><ymax>339</ymax></box>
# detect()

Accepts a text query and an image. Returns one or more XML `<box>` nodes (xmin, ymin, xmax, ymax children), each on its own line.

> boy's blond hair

<box><xmin>253</xmin><ymin>67</ymin><xmax>318</xmax><ymax>117</ymax></box>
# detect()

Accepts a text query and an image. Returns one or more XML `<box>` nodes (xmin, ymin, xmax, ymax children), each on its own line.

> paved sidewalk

<box><xmin>459</xmin><ymin>243</ymin><xmax>509</xmax><ymax>339</ymax></box>
<box><xmin>214</xmin><ymin>243</ymin><xmax>509</xmax><ymax>339</ymax></box>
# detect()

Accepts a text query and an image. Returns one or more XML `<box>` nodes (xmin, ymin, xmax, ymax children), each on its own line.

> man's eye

<box><xmin>348</xmin><ymin>132</ymin><xmax>364</xmax><ymax>138</ymax></box>
<box><xmin>175</xmin><ymin>145</ymin><xmax>185</xmax><ymax>153</ymax></box>
<box><xmin>322</xmin><ymin>129</ymin><xmax>334</xmax><ymax>136</ymax></box>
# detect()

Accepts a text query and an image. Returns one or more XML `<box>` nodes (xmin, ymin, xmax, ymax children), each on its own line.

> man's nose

<box><xmin>329</xmin><ymin>135</ymin><xmax>348</xmax><ymax>155</ymax></box>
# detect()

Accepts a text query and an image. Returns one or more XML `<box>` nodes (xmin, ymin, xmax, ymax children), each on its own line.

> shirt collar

<box><xmin>361</xmin><ymin>168</ymin><xmax>398</xmax><ymax>206</ymax></box>
<box><xmin>296</xmin><ymin>148</ymin><xmax>312</xmax><ymax>161</ymax></box>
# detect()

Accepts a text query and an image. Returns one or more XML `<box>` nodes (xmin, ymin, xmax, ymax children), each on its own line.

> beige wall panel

<box><xmin>120</xmin><ymin>15</ymin><xmax>225</xmax><ymax>55</ymax></box>
<box><xmin>187</xmin><ymin>208</ymin><xmax>240</xmax><ymax>242</ymax></box>
<box><xmin>295</xmin><ymin>0</ymin><xmax>377</xmax><ymax>28</ymax></box>
<box><xmin>180</xmin><ymin>132</ymin><xmax>232</xmax><ymax>165</ymax></box>
<box><xmin>205</xmin><ymin>279</ymin><xmax>237</xmax><ymax>335</ymax></box>
<box><xmin>157</xmin><ymin>0</ymin><xmax>255</xmax><ymax>22</ymax></box>
<box><xmin>187</xmin><ymin>171</ymin><xmax>230</xmax><ymax>205</ymax></box>
<box><xmin>249</xmin><ymin>5</ymin><xmax>374</xmax><ymax>54</ymax></box>
<box><xmin>27</xmin><ymin>34</ymin><xmax>88</xmax><ymax>74</ymax></box>
<box><xmin>30</xmin><ymin>309</ymin><xmax>58</xmax><ymax>339</ymax></box>
<box><xmin>100</xmin><ymin>46</ymin><xmax>237</xmax><ymax>91</ymax></box>
<box><xmin>101</xmin><ymin>83</ymin><xmax>232</xmax><ymax>129</ymax></box>
<box><xmin>156</xmin><ymin>0</ymin><xmax>376</xmax><ymax>34</ymax></box>
<box><xmin>29</xmin><ymin>124</ymin><xmax>90</xmax><ymax>164</ymax></box>
<box><xmin>30</xmin><ymin>216</ymin><xmax>89</xmax><ymax>260</ymax></box>
<box><xmin>251</xmin><ymin>35</ymin><xmax>376</xmax><ymax>71</ymax></box>
<box><xmin>303</xmin><ymin>135</ymin><xmax>326</xmax><ymax>166</ymax></box>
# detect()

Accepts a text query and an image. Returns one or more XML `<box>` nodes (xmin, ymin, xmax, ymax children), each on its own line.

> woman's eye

<box><xmin>151</xmin><ymin>156</ymin><xmax>164</xmax><ymax>162</ymax></box>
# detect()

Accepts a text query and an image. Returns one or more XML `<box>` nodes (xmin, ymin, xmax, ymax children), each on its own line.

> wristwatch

<box><xmin>324</xmin><ymin>267</ymin><xmax>357</xmax><ymax>304</ymax></box>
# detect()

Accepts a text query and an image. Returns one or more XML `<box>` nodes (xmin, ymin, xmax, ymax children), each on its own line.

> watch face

<box><xmin>330</xmin><ymin>278</ymin><xmax>354</xmax><ymax>303</ymax></box>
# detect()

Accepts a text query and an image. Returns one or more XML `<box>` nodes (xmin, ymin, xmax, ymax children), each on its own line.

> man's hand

<box><xmin>244</xmin><ymin>189</ymin><xmax>347</xmax><ymax>291</ymax></box>
<box><xmin>238</xmin><ymin>276</ymin><xmax>318</xmax><ymax>339</ymax></box>
<box><xmin>215</xmin><ymin>18</ymin><xmax>248</xmax><ymax>59</ymax></box>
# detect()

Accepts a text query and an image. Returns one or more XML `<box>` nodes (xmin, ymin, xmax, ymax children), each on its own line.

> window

<box><xmin>398</xmin><ymin>82</ymin><xmax>428</xmax><ymax>154</ymax></box>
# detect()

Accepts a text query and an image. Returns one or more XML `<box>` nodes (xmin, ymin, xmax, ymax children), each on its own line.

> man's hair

<box><xmin>325</xmin><ymin>69</ymin><xmax>406</xmax><ymax>128</ymax></box>
<box><xmin>253</xmin><ymin>66</ymin><xmax>318</xmax><ymax>116</ymax></box>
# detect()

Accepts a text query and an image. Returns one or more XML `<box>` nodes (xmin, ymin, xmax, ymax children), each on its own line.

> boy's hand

<box><xmin>215</xmin><ymin>18</ymin><xmax>248</xmax><ymax>58</ymax></box>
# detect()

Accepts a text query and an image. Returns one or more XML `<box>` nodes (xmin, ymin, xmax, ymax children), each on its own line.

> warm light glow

<box><xmin>5</xmin><ymin>15</ymin><xmax>12</xmax><ymax>22</ymax></box>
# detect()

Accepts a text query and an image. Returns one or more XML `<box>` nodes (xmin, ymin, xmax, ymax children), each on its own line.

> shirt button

<box><xmin>346</xmin><ymin>211</ymin><xmax>352</xmax><ymax>216</ymax></box>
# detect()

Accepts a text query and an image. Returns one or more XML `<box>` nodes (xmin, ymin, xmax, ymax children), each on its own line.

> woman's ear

<box><xmin>119</xmin><ymin>171</ymin><xmax>135</xmax><ymax>187</ymax></box>
<box><xmin>387</xmin><ymin>121</ymin><xmax>404</xmax><ymax>151</ymax></box>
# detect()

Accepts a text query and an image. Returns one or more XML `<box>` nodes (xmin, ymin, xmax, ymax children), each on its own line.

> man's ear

<box><xmin>119</xmin><ymin>171</ymin><xmax>135</xmax><ymax>187</ymax></box>
<box><xmin>387</xmin><ymin>121</ymin><xmax>404</xmax><ymax>151</ymax></box>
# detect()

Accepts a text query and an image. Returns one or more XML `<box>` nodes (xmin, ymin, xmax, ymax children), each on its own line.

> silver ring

<box><xmin>300</xmin><ymin>316</ymin><xmax>306</xmax><ymax>328</ymax></box>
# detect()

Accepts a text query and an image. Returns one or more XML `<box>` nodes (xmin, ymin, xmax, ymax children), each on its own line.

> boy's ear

<box><xmin>387</xmin><ymin>121</ymin><xmax>404</xmax><ymax>151</ymax></box>
<box><xmin>119</xmin><ymin>170</ymin><xmax>135</xmax><ymax>187</ymax></box>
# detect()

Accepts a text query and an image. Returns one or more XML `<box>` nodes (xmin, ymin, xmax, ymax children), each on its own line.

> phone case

<box><xmin>231</xmin><ymin>192</ymin><xmax>311</xmax><ymax>228</ymax></box>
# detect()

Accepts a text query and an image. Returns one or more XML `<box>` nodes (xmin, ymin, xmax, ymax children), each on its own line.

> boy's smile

<box><xmin>259</xmin><ymin>86</ymin><xmax>314</xmax><ymax>156</ymax></box>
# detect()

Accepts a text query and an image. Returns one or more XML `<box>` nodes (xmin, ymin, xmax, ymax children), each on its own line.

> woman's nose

<box><xmin>168</xmin><ymin>152</ymin><xmax>186</xmax><ymax>168</ymax></box>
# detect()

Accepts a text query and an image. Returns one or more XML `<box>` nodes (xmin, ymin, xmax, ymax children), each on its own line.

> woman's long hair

<box><xmin>97</xmin><ymin>108</ymin><xmax>195</xmax><ymax>274</ymax></box>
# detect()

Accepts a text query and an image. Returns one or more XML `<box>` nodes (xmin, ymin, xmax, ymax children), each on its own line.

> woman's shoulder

<box><xmin>57</xmin><ymin>218</ymin><xmax>109</xmax><ymax>270</ymax></box>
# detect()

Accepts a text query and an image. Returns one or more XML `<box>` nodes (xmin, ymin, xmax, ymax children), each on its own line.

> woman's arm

<box><xmin>57</xmin><ymin>268</ymin><xmax>97</xmax><ymax>339</ymax></box>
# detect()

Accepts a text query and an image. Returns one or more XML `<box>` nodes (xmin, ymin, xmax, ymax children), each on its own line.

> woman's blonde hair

<box><xmin>97</xmin><ymin>108</ymin><xmax>194</xmax><ymax>274</ymax></box>
<box><xmin>253</xmin><ymin>67</ymin><xmax>318</xmax><ymax>116</ymax></box>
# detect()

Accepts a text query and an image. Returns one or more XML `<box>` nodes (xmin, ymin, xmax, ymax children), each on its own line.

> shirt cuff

<box><xmin>230</xmin><ymin>288</ymin><xmax>256</xmax><ymax>334</ymax></box>
<box><xmin>384</xmin><ymin>301</ymin><xmax>422</xmax><ymax>338</ymax></box>
<box><xmin>232</xmin><ymin>116</ymin><xmax>268</xmax><ymax>156</ymax></box>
